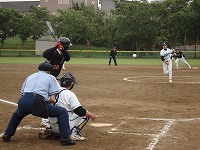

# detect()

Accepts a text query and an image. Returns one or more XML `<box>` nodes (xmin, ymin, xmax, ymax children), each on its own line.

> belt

<box><xmin>24</xmin><ymin>93</ymin><xmax>45</xmax><ymax>100</ymax></box>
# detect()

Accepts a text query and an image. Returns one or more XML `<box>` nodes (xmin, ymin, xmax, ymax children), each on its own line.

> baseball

<box><xmin>132</xmin><ymin>54</ymin><xmax>137</xmax><ymax>58</ymax></box>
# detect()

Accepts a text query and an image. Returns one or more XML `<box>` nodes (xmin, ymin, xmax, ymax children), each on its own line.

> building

<box><xmin>40</xmin><ymin>0</ymin><xmax>99</xmax><ymax>15</ymax></box>
<box><xmin>99</xmin><ymin>0</ymin><xmax>165</xmax><ymax>12</ymax></box>
<box><xmin>0</xmin><ymin>0</ymin><xmax>40</xmax><ymax>12</ymax></box>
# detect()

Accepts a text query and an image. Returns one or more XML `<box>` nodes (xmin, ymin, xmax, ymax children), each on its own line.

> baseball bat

<box><xmin>46</xmin><ymin>21</ymin><xmax>57</xmax><ymax>41</ymax></box>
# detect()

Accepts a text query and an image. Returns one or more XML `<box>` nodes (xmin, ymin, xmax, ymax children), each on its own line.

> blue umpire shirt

<box><xmin>20</xmin><ymin>71</ymin><xmax>59</xmax><ymax>101</ymax></box>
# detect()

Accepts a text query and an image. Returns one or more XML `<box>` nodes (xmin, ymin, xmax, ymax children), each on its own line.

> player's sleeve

<box><xmin>160</xmin><ymin>56</ymin><xmax>164</xmax><ymax>61</ymax></box>
<box><xmin>68</xmin><ymin>94</ymin><xmax>87</xmax><ymax>116</ymax></box>
<box><xmin>48</xmin><ymin>76</ymin><xmax>59</xmax><ymax>96</ymax></box>
<box><xmin>43</xmin><ymin>48</ymin><xmax>56</xmax><ymax>61</ymax></box>
<box><xmin>68</xmin><ymin>92</ymin><xmax>81</xmax><ymax>110</ymax></box>
<box><xmin>20</xmin><ymin>80</ymin><xmax>26</xmax><ymax>96</ymax></box>
<box><xmin>160</xmin><ymin>50</ymin><xmax>164</xmax><ymax>61</ymax></box>
<box><xmin>63</xmin><ymin>50</ymin><xmax>71</xmax><ymax>61</ymax></box>
<box><xmin>73</xmin><ymin>106</ymin><xmax>87</xmax><ymax>117</ymax></box>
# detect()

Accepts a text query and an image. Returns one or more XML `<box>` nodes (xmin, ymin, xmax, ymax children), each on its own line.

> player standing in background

<box><xmin>160</xmin><ymin>43</ymin><xmax>175</xmax><ymax>83</ymax></box>
<box><xmin>42</xmin><ymin>37</ymin><xmax>72</xmax><ymax>127</ymax></box>
<box><xmin>109</xmin><ymin>47</ymin><xmax>118</xmax><ymax>66</ymax></box>
<box><xmin>174</xmin><ymin>48</ymin><xmax>191</xmax><ymax>69</ymax></box>
<box><xmin>39</xmin><ymin>72</ymin><xmax>96</xmax><ymax>141</ymax></box>
<box><xmin>43</xmin><ymin>37</ymin><xmax>72</xmax><ymax>78</ymax></box>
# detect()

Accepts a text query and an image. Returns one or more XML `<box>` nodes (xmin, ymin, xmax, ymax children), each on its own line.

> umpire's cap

<box><xmin>60</xmin><ymin>72</ymin><xmax>77</xmax><ymax>87</ymax></box>
<box><xmin>38</xmin><ymin>62</ymin><xmax>53</xmax><ymax>72</ymax></box>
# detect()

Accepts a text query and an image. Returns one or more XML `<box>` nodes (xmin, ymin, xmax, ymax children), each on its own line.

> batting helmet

<box><xmin>38</xmin><ymin>62</ymin><xmax>53</xmax><ymax>72</ymax></box>
<box><xmin>60</xmin><ymin>72</ymin><xmax>77</xmax><ymax>87</ymax></box>
<box><xmin>58</xmin><ymin>37</ymin><xmax>71</xmax><ymax>50</ymax></box>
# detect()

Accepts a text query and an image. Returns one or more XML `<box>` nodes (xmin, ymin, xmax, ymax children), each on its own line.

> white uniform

<box><xmin>160</xmin><ymin>48</ymin><xmax>173</xmax><ymax>82</ymax></box>
<box><xmin>48</xmin><ymin>87</ymin><xmax>89</xmax><ymax>134</ymax></box>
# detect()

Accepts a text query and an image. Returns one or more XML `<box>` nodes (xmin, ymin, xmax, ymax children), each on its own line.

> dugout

<box><xmin>35</xmin><ymin>40</ymin><xmax>55</xmax><ymax>56</ymax></box>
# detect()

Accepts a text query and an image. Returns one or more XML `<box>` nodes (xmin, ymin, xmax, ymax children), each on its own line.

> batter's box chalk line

<box><xmin>107</xmin><ymin>117</ymin><xmax>200</xmax><ymax>150</ymax></box>
<box><xmin>0</xmin><ymin>125</ymin><xmax>45</xmax><ymax>138</ymax></box>
<box><xmin>123</xmin><ymin>76</ymin><xmax>200</xmax><ymax>84</ymax></box>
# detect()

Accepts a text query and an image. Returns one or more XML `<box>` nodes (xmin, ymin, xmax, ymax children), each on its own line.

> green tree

<box><xmin>56</xmin><ymin>4</ymin><xmax>104</xmax><ymax>50</ymax></box>
<box><xmin>0</xmin><ymin>8</ymin><xmax>22</xmax><ymax>48</ymax></box>
<box><xmin>113</xmin><ymin>1</ymin><xmax>160</xmax><ymax>50</ymax></box>
<box><xmin>157</xmin><ymin>0</ymin><xmax>192</xmax><ymax>47</ymax></box>
<box><xmin>17</xmin><ymin>13</ymin><xmax>39</xmax><ymax>48</ymax></box>
<box><xmin>17</xmin><ymin>6</ymin><xmax>51</xmax><ymax>48</ymax></box>
<box><xmin>29</xmin><ymin>5</ymin><xmax>51</xmax><ymax>40</ymax></box>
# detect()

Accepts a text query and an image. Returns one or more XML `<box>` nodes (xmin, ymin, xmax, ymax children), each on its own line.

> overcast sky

<box><xmin>0</xmin><ymin>0</ymin><xmax>39</xmax><ymax>2</ymax></box>
<box><xmin>0</xmin><ymin>0</ymin><xmax>163</xmax><ymax>4</ymax></box>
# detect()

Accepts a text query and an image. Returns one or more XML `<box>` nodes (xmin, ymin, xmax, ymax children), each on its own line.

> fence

<box><xmin>0</xmin><ymin>49</ymin><xmax>200</xmax><ymax>59</ymax></box>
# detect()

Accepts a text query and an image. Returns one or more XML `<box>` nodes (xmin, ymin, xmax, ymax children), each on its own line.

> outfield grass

<box><xmin>0</xmin><ymin>57</ymin><xmax>199</xmax><ymax>66</ymax></box>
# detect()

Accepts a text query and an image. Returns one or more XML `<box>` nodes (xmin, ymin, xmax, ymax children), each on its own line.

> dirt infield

<box><xmin>0</xmin><ymin>64</ymin><xmax>200</xmax><ymax>150</ymax></box>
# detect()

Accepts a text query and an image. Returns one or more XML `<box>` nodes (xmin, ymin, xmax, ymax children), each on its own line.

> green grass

<box><xmin>3</xmin><ymin>37</ymin><xmax>109</xmax><ymax>50</ymax></box>
<box><xmin>0</xmin><ymin>57</ymin><xmax>199</xmax><ymax>66</ymax></box>
<box><xmin>3</xmin><ymin>37</ymin><xmax>35</xmax><ymax>49</ymax></box>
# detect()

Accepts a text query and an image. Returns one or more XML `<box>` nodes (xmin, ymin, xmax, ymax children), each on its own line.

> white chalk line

<box><xmin>0</xmin><ymin>98</ymin><xmax>18</xmax><ymax>106</ymax></box>
<box><xmin>127</xmin><ymin>117</ymin><xmax>200</xmax><ymax>122</ymax></box>
<box><xmin>123</xmin><ymin>76</ymin><xmax>200</xmax><ymax>84</ymax></box>
<box><xmin>108</xmin><ymin>117</ymin><xmax>200</xmax><ymax>150</ymax></box>
<box><xmin>1</xmin><ymin>98</ymin><xmax>200</xmax><ymax>149</ymax></box>
<box><xmin>0</xmin><ymin>125</ymin><xmax>45</xmax><ymax>138</ymax></box>
<box><xmin>146</xmin><ymin>120</ymin><xmax>175</xmax><ymax>150</ymax></box>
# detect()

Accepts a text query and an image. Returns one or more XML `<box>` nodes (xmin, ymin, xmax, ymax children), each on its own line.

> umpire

<box><xmin>109</xmin><ymin>47</ymin><xmax>118</xmax><ymax>66</ymax></box>
<box><xmin>2</xmin><ymin>62</ymin><xmax>76</xmax><ymax>146</ymax></box>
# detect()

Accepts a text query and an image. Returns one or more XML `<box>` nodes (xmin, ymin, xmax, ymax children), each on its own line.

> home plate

<box><xmin>90</xmin><ymin>123</ymin><xmax>113</xmax><ymax>127</ymax></box>
<box><xmin>192</xmin><ymin>67</ymin><xmax>199</xmax><ymax>70</ymax></box>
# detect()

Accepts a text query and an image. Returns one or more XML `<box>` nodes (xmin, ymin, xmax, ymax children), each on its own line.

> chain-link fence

<box><xmin>0</xmin><ymin>49</ymin><xmax>200</xmax><ymax>59</ymax></box>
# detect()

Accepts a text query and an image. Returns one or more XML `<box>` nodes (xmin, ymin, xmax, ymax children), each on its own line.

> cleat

<box><xmin>71</xmin><ymin>128</ymin><xmax>85</xmax><ymax>141</ymax></box>
<box><xmin>2</xmin><ymin>134</ymin><xmax>11</xmax><ymax>142</ymax></box>
<box><xmin>61</xmin><ymin>138</ymin><xmax>76</xmax><ymax>146</ymax></box>
<box><xmin>40</xmin><ymin>121</ymin><xmax>51</xmax><ymax>129</ymax></box>
<box><xmin>169</xmin><ymin>79</ymin><xmax>172</xmax><ymax>83</ymax></box>
<box><xmin>70</xmin><ymin>134</ymin><xmax>85</xmax><ymax>141</ymax></box>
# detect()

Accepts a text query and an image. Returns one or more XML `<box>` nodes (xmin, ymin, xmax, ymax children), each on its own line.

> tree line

<box><xmin>0</xmin><ymin>0</ymin><xmax>200</xmax><ymax>50</ymax></box>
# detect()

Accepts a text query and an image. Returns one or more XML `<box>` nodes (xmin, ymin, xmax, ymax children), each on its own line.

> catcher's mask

<box><xmin>58</xmin><ymin>37</ymin><xmax>71</xmax><ymax>50</ymax></box>
<box><xmin>60</xmin><ymin>72</ymin><xmax>77</xmax><ymax>89</ymax></box>
<box><xmin>38</xmin><ymin>62</ymin><xmax>53</xmax><ymax>72</ymax></box>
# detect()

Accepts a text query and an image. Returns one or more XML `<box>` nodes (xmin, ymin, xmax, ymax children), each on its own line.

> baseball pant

<box><xmin>49</xmin><ymin>113</ymin><xmax>89</xmax><ymax>134</ymax></box>
<box><xmin>163</xmin><ymin>60</ymin><xmax>172</xmax><ymax>80</ymax></box>
<box><xmin>4</xmin><ymin>93</ymin><xmax>71</xmax><ymax>140</ymax></box>
<box><xmin>175</xmin><ymin>57</ymin><xmax>191</xmax><ymax>69</ymax></box>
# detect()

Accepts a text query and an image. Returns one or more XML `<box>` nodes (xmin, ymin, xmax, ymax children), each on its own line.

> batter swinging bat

<box><xmin>46</xmin><ymin>21</ymin><xmax>57</xmax><ymax>41</ymax></box>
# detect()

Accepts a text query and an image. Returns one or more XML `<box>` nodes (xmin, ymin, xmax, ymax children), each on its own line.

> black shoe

<box><xmin>2</xmin><ymin>134</ymin><xmax>11</xmax><ymax>142</ymax></box>
<box><xmin>61</xmin><ymin>138</ymin><xmax>76</xmax><ymax>146</ymax></box>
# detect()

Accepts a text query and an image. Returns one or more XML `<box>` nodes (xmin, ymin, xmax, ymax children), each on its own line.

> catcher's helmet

<box><xmin>38</xmin><ymin>62</ymin><xmax>53</xmax><ymax>72</ymax></box>
<box><xmin>58</xmin><ymin>37</ymin><xmax>71</xmax><ymax>50</ymax></box>
<box><xmin>60</xmin><ymin>72</ymin><xmax>77</xmax><ymax>87</ymax></box>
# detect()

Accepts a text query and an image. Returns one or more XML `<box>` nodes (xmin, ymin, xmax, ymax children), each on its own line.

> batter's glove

<box><xmin>54</xmin><ymin>42</ymin><xmax>64</xmax><ymax>50</ymax></box>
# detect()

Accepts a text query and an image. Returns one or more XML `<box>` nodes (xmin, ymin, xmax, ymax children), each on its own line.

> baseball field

<box><xmin>0</xmin><ymin>57</ymin><xmax>200</xmax><ymax>150</ymax></box>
